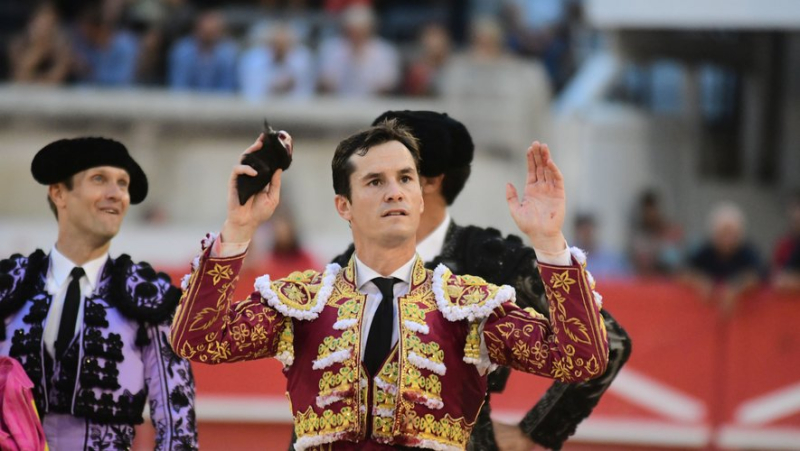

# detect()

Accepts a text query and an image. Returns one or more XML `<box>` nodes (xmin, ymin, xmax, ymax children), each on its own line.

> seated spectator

<box><xmin>317</xmin><ymin>5</ymin><xmax>400</xmax><ymax>96</ymax></box>
<box><xmin>238</xmin><ymin>23</ymin><xmax>314</xmax><ymax>101</ymax></box>
<box><xmin>403</xmin><ymin>23</ymin><xmax>451</xmax><ymax>97</ymax></box>
<box><xmin>71</xmin><ymin>7</ymin><xmax>139</xmax><ymax>86</ymax></box>
<box><xmin>573</xmin><ymin>213</ymin><xmax>630</xmax><ymax>279</ymax></box>
<box><xmin>682</xmin><ymin>202</ymin><xmax>762</xmax><ymax>314</ymax></box>
<box><xmin>772</xmin><ymin>192</ymin><xmax>800</xmax><ymax>271</ymax></box>
<box><xmin>629</xmin><ymin>189</ymin><xmax>683</xmax><ymax>276</ymax></box>
<box><xmin>502</xmin><ymin>0</ymin><xmax>570</xmax><ymax>89</ymax></box>
<box><xmin>7</xmin><ymin>2</ymin><xmax>72</xmax><ymax>84</ymax></box>
<box><xmin>168</xmin><ymin>9</ymin><xmax>237</xmax><ymax>92</ymax></box>
<box><xmin>774</xmin><ymin>242</ymin><xmax>800</xmax><ymax>291</ymax></box>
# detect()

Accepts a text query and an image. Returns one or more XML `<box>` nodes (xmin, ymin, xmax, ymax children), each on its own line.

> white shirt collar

<box><xmin>416</xmin><ymin>212</ymin><xmax>451</xmax><ymax>263</ymax></box>
<box><xmin>49</xmin><ymin>245</ymin><xmax>109</xmax><ymax>291</ymax></box>
<box><xmin>354</xmin><ymin>253</ymin><xmax>417</xmax><ymax>291</ymax></box>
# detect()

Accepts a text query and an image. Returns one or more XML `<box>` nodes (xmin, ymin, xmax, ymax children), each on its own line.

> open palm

<box><xmin>506</xmin><ymin>142</ymin><xmax>566</xmax><ymax>246</ymax></box>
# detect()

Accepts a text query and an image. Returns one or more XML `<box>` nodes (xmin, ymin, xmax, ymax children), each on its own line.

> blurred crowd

<box><xmin>0</xmin><ymin>0</ymin><xmax>589</xmax><ymax>98</ymax></box>
<box><xmin>574</xmin><ymin>189</ymin><xmax>800</xmax><ymax>314</ymax></box>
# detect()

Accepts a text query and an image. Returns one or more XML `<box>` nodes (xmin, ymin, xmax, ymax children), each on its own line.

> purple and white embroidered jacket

<box><xmin>0</xmin><ymin>250</ymin><xmax>197</xmax><ymax>450</ymax></box>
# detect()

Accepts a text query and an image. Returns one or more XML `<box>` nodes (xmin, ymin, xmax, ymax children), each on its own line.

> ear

<box><xmin>421</xmin><ymin>175</ymin><xmax>444</xmax><ymax>195</ymax></box>
<box><xmin>334</xmin><ymin>194</ymin><xmax>352</xmax><ymax>222</ymax></box>
<box><xmin>49</xmin><ymin>184</ymin><xmax>67</xmax><ymax>210</ymax></box>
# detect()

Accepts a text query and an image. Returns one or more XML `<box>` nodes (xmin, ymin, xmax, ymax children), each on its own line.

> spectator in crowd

<box><xmin>682</xmin><ymin>202</ymin><xmax>762</xmax><ymax>315</ymax></box>
<box><xmin>71</xmin><ymin>7</ymin><xmax>139</xmax><ymax>86</ymax></box>
<box><xmin>127</xmin><ymin>0</ymin><xmax>197</xmax><ymax>86</ymax></box>
<box><xmin>7</xmin><ymin>2</ymin><xmax>73</xmax><ymax>85</ymax></box>
<box><xmin>774</xmin><ymin>241</ymin><xmax>800</xmax><ymax>291</ymax></box>
<box><xmin>403</xmin><ymin>23</ymin><xmax>452</xmax><ymax>97</ymax></box>
<box><xmin>771</xmin><ymin>192</ymin><xmax>800</xmax><ymax>271</ymax></box>
<box><xmin>629</xmin><ymin>189</ymin><xmax>683</xmax><ymax>276</ymax></box>
<box><xmin>573</xmin><ymin>213</ymin><xmax>630</xmax><ymax>279</ymax></box>
<box><xmin>238</xmin><ymin>23</ymin><xmax>315</xmax><ymax>101</ymax></box>
<box><xmin>502</xmin><ymin>0</ymin><xmax>570</xmax><ymax>89</ymax></box>
<box><xmin>168</xmin><ymin>9</ymin><xmax>238</xmax><ymax>92</ymax></box>
<box><xmin>317</xmin><ymin>5</ymin><xmax>400</xmax><ymax>96</ymax></box>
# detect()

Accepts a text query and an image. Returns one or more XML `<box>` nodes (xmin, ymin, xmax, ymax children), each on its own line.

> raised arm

<box><xmin>170</xmin><ymin>135</ymin><xmax>291</xmax><ymax>364</ymax></box>
<box><xmin>489</xmin><ymin>142</ymin><xmax>609</xmax><ymax>381</ymax></box>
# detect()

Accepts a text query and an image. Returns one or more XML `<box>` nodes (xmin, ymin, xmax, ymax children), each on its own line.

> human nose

<box><xmin>384</xmin><ymin>179</ymin><xmax>404</xmax><ymax>202</ymax></box>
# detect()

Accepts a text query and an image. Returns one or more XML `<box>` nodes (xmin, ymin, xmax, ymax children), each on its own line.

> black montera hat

<box><xmin>372</xmin><ymin>110</ymin><xmax>474</xmax><ymax>177</ymax></box>
<box><xmin>31</xmin><ymin>137</ymin><xmax>148</xmax><ymax>204</ymax></box>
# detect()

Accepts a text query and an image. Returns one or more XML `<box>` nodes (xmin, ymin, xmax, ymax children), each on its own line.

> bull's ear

<box><xmin>262</xmin><ymin>119</ymin><xmax>274</xmax><ymax>135</ymax></box>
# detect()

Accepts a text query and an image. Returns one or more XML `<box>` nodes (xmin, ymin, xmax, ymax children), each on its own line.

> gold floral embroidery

<box><xmin>316</xmin><ymin>330</ymin><xmax>358</xmax><ymax>360</ymax></box>
<box><xmin>550</xmin><ymin>271</ymin><xmax>576</xmax><ymax>293</ymax></box>
<box><xmin>207</xmin><ymin>263</ymin><xmax>233</xmax><ymax>285</ymax></box>
<box><xmin>397</xmin><ymin>412</ymin><xmax>474</xmax><ymax>448</ymax></box>
<box><xmin>295</xmin><ymin>406</ymin><xmax>357</xmax><ymax>437</ymax></box>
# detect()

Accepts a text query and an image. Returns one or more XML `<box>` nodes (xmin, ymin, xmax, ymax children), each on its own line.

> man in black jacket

<box><xmin>330</xmin><ymin>111</ymin><xmax>632</xmax><ymax>450</ymax></box>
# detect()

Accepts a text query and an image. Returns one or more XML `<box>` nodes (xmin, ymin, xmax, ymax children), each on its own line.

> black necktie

<box><xmin>365</xmin><ymin>277</ymin><xmax>397</xmax><ymax>376</ymax></box>
<box><xmin>56</xmin><ymin>266</ymin><xmax>85</xmax><ymax>358</ymax></box>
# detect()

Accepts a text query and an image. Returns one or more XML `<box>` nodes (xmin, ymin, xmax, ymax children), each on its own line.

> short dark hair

<box><xmin>331</xmin><ymin>119</ymin><xmax>421</xmax><ymax>200</ymax></box>
<box><xmin>47</xmin><ymin>175</ymin><xmax>75</xmax><ymax>220</ymax></box>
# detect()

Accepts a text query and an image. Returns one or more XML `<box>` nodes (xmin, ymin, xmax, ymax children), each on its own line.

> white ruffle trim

<box><xmin>333</xmin><ymin>318</ymin><xmax>358</xmax><ymax>330</ymax></box>
<box><xmin>403</xmin><ymin>320</ymin><xmax>429</xmax><ymax>334</ymax></box>
<box><xmin>294</xmin><ymin>432</ymin><xmax>347</xmax><ymax>451</ymax></box>
<box><xmin>180</xmin><ymin>273</ymin><xmax>191</xmax><ymax>291</ymax></box>
<box><xmin>433</xmin><ymin>264</ymin><xmax>514</xmax><ymax>323</ymax></box>
<box><xmin>423</xmin><ymin>397</ymin><xmax>444</xmax><ymax>410</ymax></box>
<box><xmin>201</xmin><ymin>232</ymin><xmax>218</xmax><ymax>251</ymax></box>
<box><xmin>408</xmin><ymin>352</ymin><xmax>446</xmax><ymax>376</ymax></box>
<box><xmin>415</xmin><ymin>439</ymin><xmax>462</xmax><ymax>451</ymax></box>
<box><xmin>275</xmin><ymin>351</ymin><xmax>294</xmax><ymax>368</ymax></box>
<box><xmin>312</xmin><ymin>348</ymin><xmax>351</xmax><ymax>370</ymax></box>
<box><xmin>569</xmin><ymin>246</ymin><xmax>587</xmax><ymax>265</ymax></box>
<box><xmin>190</xmin><ymin>254</ymin><xmax>201</xmax><ymax>272</ymax></box>
<box><xmin>373</xmin><ymin>406</ymin><xmax>395</xmax><ymax>417</ymax></box>
<box><xmin>316</xmin><ymin>393</ymin><xmax>346</xmax><ymax>408</ymax></box>
<box><xmin>593</xmin><ymin>290</ymin><xmax>604</xmax><ymax>308</ymax></box>
<box><xmin>374</xmin><ymin>376</ymin><xmax>398</xmax><ymax>395</ymax></box>
<box><xmin>255</xmin><ymin>263</ymin><xmax>341</xmax><ymax>321</ymax></box>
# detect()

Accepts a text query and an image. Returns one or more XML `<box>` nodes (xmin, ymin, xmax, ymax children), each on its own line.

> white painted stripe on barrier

<box><xmin>734</xmin><ymin>381</ymin><xmax>800</xmax><ymax>425</ymax></box>
<box><xmin>717</xmin><ymin>425</ymin><xmax>800</xmax><ymax>450</ymax></box>
<box><xmin>607</xmin><ymin>368</ymin><xmax>707</xmax><ymax>422</ymax></box>
<box><xmin>196</xmin><ymin>395</ymin><xmax>292</xmax><ymax>423</ymax></box>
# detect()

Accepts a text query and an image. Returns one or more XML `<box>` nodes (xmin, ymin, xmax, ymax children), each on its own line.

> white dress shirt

<box><xmin>352</xmin><ymin>253</ymin><xmax>416</xmax><ymax>357</ymax></box>
<box><xmin>43</xmin><ymin>246</ymin><xmax>108</xmax><ymax>357</ymax></box>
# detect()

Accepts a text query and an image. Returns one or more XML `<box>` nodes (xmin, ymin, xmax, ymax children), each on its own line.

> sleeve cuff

<box><xmin>533</xmin><ymin>240</ymin><xmax>571</xmax><ymax>266</ymax></box>
<box><xmin>211</xmin><ymin>235</ymin><xmax>250</xmax><ymax>258</ymax></box>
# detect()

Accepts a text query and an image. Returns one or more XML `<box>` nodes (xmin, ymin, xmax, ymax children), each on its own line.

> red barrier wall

<box><xmin>144</xmin><ymin>270</ymin><xmax>800</xmax><ymax>450</ymax></box>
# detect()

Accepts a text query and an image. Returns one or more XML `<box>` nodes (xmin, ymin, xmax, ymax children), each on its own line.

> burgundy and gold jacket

<box><xmin>170</xmin><ymin>236</ymin><xmax>608</xmax><ymax>451</ymax></box>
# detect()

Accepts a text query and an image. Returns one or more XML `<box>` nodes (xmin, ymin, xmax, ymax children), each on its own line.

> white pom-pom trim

<box><xmin>569</xmin><ymin>246</ymin><xmax>587</xmax><ymax>266</ymax></box>
<box><xmin>316</xmin><ymin>392</ymin><xmax>346</xmax><ymax>408</ymax></box>
<box><xmin>201</xmin><ymin>232</ymin><xmax>218</xmax><ymax>250</ymax></box>
<box><xmin>255</xmin><ymin>263</ymin><xmax>341</xmax><ymax>321</ymax></box>
<box><xmin>275</xmin><ymin>351</ymin><xmax>294</xmax><ymax>368</ymax></box>
<box><xmin>180</xmin><ymin>273</ymin><xmax>191</xmax><ymax>291</ymax></box>
<box><xmin>333</xmin><ymin>318</ymin><xmax>358</xmax><ymax>330</ymax></box>
<box><xmin>416</xmin><ymin>439</ymin><xmax>462</xmax><ymax>451</ymax></box>
<box><xmin>312</xmin><ymin>349</ymin><xmax>351</xmax><ymax>370</ymax></box>
<box><xmin>190</xmin><ymin>255</ymin><xmax>200</xmax><ymax>272</ymax></box>
<box><xmin>593</xmin><ymin>290</ymin><xmax>604</xmax><ymax>308</ymax></box>
<box><xmin>294</xmin><ymin>432</ymin><xmax>347</xmax><ymax>451</ymax></box>
<box><xmin>464</xmin><ymin>355</ymin><xmax>498</xmax><ymax>375</ymax></box>
<box><xmin>403</xmin><ymin>320</ymin><xmax>429</xmax><ymax>334</ymax></box>
<box><xmin>373</xmin><ymin>407</ymin><xmax>395</xmax><ymax>417</ymax></box>
<box><xmin>408</xmin><ymin>352</ymin><xmax>446</xmax><ymax>376</ymax></box>
<box><xmin>374</xmin><ymin>376</ymin><xmax>398</xmax><ymax>395</ymax></box>
<box><xmin>433</xmin><ymin>264</ymin><xmax>514</xmax><ymax>322</ymax></box>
